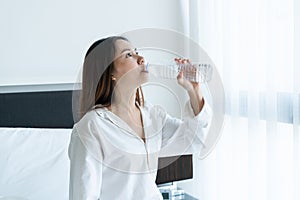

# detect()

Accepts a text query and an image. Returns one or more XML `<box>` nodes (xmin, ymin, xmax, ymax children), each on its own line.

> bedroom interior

<box><xmin>0</xmin><ymin>84</ymin><xmax>197</xmax><ymax>200</ymax></box>
<box><xmin>1</xmin><ymin>0</ymin><xmax>299</xmax><ymax>199</ymax></box>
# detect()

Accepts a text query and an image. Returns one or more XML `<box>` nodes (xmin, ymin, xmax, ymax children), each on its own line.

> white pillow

<box><xmin>0</xmin><ymin>128</ymin><xmax>72</xmax><ymax>200</ymax></box>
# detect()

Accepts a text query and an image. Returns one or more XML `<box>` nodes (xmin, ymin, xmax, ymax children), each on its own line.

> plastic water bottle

<box><xmin>145</xmin><ymin>62</ymin><xmax>213</xmax><ymax>83</ymax></box>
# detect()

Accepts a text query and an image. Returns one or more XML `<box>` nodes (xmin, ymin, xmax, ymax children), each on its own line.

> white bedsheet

<box><xmin>0</xmin><ymin>128</ymin><xmax>71</xmax><ymax>200</ymax></box>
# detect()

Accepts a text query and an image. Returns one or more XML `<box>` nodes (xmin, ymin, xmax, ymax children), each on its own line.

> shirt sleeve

<box><xmin>158</xmin><ymin>99</ymin><xmax>212</xmax><ymax>157</ymax></box>
<box><xmin>68</xmin><ymin>125</ymin><xmax>102</xmax><ymax>200</ymax></box>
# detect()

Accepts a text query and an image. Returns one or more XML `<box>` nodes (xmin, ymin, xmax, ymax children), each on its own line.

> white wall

<box><xmin>0</xmin><ymin>0</ymin><xmax>184</xmax><ymax>86</ymax></box>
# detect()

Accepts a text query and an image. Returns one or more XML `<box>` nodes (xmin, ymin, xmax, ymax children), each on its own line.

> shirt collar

<box><xmin>94</xmin><ymin>105</ymin><xmax>152</xmax><ymax>139</ymax></box>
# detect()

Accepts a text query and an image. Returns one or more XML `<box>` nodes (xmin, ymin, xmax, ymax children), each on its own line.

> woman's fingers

<box><xmin>174</xmin><ymin>57</ymin><xmax>201</xmax><ymax>91</ymax></box>
<box><xmin>174</xmin><ymin>57</ymin><xmax>189</xmax><ymax>64</ymax></box>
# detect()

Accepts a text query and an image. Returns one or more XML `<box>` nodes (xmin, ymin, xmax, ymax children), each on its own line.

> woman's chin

<box><xmin>140</xmin><ymin>72</ymin><xmax>149</xmax><ymax>84</ymax></box>
<box><xmin>138</xmin><ymin>78</ymin><xmax>148</xmax><ymax>86</ymax></box>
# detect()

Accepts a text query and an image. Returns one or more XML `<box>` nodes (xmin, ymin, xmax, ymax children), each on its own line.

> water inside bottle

<box><xmin>145</xmin><ymin>62</ymin><xmax>212</xmax><ymax>83</ymax></box>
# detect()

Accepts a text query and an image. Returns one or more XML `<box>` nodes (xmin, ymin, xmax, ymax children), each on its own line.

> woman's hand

<box><xmin>175</xmin><ymin>58</ymin><xmax>198</xmax><ymax>91</ymax></box>
<box><xmin>175</xmin><ymin>58</ymin><xmax>205</xmax><ymax>115</ymax></box>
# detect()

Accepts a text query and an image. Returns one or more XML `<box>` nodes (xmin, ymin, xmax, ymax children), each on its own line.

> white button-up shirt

<box><xmin>68</xmin><ymin>100</ymin><xmax>212</xmax><ymax>200</ymax></box>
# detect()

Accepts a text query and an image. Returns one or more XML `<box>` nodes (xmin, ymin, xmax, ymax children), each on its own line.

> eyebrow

<box><xmin>120</xmin><ymin>48</ymin><xmax>137</xmax><ymax>54</ymax></box>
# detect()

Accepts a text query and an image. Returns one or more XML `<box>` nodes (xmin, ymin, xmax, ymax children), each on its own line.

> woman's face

<box><xmin>112</xmin><ymin>39</ymin><xmax>148</xmax><ymax>88</ymax></box>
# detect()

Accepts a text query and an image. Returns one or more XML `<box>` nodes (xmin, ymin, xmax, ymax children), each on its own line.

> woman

<box><xmin>68</xmin><ymin>36</ymin><xmax>212</xmax><ymax>200</ymax></box>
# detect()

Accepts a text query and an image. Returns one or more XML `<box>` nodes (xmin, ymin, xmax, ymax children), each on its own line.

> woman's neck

<box><xmin>110</xmin><ymin>87</ymin><xmax>138</xmax><ymax>115</ymax></box>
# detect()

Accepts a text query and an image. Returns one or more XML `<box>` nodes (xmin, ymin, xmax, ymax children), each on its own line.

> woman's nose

<box><xmin>137</xmin><ymin>55</ymin><xmax>144</xmax><ymax>65</ymax></box>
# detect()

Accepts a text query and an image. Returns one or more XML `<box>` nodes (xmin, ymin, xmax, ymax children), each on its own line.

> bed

<box><xmin>0</xmin><ymin>85</ymin><xmax>193</xmax><ymax>200</ymax></box>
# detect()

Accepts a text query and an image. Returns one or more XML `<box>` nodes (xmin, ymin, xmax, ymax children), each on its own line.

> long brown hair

<box><xmin>79</xmin><ymin>36</ymin><xmax>144</xmax><ymax>118</ymax></box>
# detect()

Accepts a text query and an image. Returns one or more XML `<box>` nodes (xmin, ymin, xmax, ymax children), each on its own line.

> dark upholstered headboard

<box><xmin>0</xmin><ymin>87</ymin><xmax>192</xmax><ymax>185</ymax></box>
<box><xmin>0</xmin><ymin>90</ymin><xmax>74</xmax><ymax>128</ymax></box>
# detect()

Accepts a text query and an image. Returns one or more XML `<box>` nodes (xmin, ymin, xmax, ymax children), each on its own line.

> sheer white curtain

<box><xmin>178</xmin><ymin>0</ymin><xmax>300</xmax><ymax>200</ymax></box>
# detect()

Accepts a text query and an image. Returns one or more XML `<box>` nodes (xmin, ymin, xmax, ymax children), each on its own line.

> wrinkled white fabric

<box><xmin>68</xmin><ymin>100</ymin><xmax>212</xmax><ymax>200</ymax></box>
<box><xmin>0</xmin><ymin>128</ymin><xmax>71</xmax><ymax>200</ymax></box>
